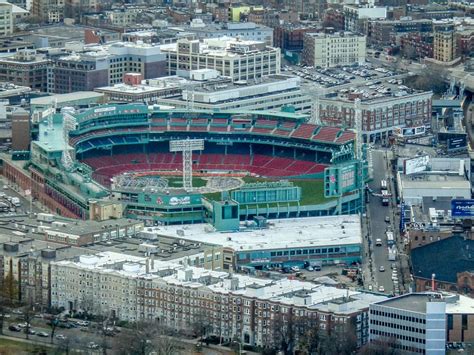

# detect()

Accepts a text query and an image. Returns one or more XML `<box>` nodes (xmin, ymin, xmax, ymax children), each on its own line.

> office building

<box><xmin>343</xmin><ymin>6</ymin><xmax>387</xmax><ymax>33</ymax></box>
<box><xmin>160</xmin><ymin>37</ymin><xmax>281</xmax><ymax>80</ymax></box>
<box><xmin>0</xmin><ymin>3</ymin><xmax>13</xmax><ymax>37</ymax></box>
<box><xmin>318</xmin><ymin>85</ymin><xmax>433</xmax><ymax>142</ymax></box>
<box><xmin>274</xmin><ymin>24</ymin><xmax>321</xmax><ymax>52</ymax></box>
<box><xmin>47</xmin><ymin>42</ymin><xmax>166</xmax><ymax>93</ymax></box>
<box><xmin>51</xmin><ymin>250</ymin><xmax>385</xmax><ymax>348</ymax></box>
<box><xmin>31</xmin><ymin>0</ymin><xmax>64</xmax><ymax>23</ymax></box>
<box><xmin>0</xmin><ymin>50</ymin><xmax>49</xmax><ymax>92</ymax></box>
<box><xmin>302</xmin><ymin>32</ymin><xmax>366</xmax><ymax>68</ymax></box>
<box><xmin>153</xmin><ymin>74</ymin><xmax>312</xmax><ymax>113</ymax></box>
<box><xmin>182</xmin><ymin>21</ymin><xmax>273</xmax><ymax>46</ymax></box>
<box><xmin>369</xmin><ymin>293</ymin><xmax>446</xmax><ymax>354</ymax></box>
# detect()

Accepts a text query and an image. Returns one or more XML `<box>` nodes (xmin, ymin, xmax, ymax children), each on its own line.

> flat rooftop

<box><xmin>31</xmin><ymin>92</ymin><xmax>104</xmax><ymax>106</ymax></box>
<box><xmin>55</xmin><ymin>250</ymin><xmax>384</xmax><ymax>309</ymax></box>
<box><xmin>400</xmin><ymin>173</ymin><xmax>470</xmax><ymax>190</ymax></box>
<box><xmin>375</xmin><ymin>293</ymin><xmax>442</xmax><ymax>313</ymax></box>
<box><xmin>147</xmin><ymin>215</ymin><xmax>361</xmax><ymax>251</ymax></box>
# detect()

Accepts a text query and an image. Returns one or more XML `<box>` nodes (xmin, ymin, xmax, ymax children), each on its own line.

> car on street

<box><xmin>25</xmin><ymin>329</ymin><xmax>36</xmax><ymax>335</ymax></box>
<box><xmin>375</xmin><ymin>238</ymin><xmax>382</xmax><ymax>246</ymax></box>
<box><xmin>76</xmin><ymin>320</ymin><xmax>89</xmax><ymax>326</ymax></box>
<box><xmin>56</xmin><ymin>334</ymin><xmax>66</xmax><ymax>340</ymax></box>
<box><xmin>379</xmin><ymin>266</ymin><xmax>385</xmax><ymax>272</ymax></box>
<box><xmin>385</xmin><ymin>216</ymin><xmax>390</xmax><ymax>223</ymax></box>
<box><xmin>17</xmin><ymin>322</ymin><xmax>28</xmax><ymax>328</ymax></box>
<box><xmin>37</xmin><ymin>332</ymin><xmax>49</xmax><ymax>337</ymax></box>
<box><xmin>391</xmin><ymin>263</ymin><xmax>396</xmax><ymax>269</ymax></box>
<box><xmin>378</xmin><ymin>285</ymin><xmax>385</xmax><ymax>292</ymax></box>
<box><xmin>88</xmin><ymin>342</ymin><xmax>100</xmax><ymax>349</ymax></box>
<box><xmin>8</xmin><ymin>325</ymin><xmax>21</xmax><ymax>332</ymax></box>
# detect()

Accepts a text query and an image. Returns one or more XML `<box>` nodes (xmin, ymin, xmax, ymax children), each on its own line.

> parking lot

<box><xmin>284</xmin><ymin>62</ymin><xmax>404</xmax><ymax>90</ymax></box>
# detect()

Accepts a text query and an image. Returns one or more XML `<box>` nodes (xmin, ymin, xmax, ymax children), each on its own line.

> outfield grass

<box><xmin>166</xmin><ymin>177</ymin><xmax>207</xmax><ymax>188</ymax></box>
<box><xmin>203</xmin><ymin>177</ymin><xmax>331</xmax><ymax>206</ymax></box>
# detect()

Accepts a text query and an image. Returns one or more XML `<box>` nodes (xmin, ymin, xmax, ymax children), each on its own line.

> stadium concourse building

<box><xmin>1</xmin><ymin>104</ymin><xmax>367</xmax><ymax>226</ymax></box>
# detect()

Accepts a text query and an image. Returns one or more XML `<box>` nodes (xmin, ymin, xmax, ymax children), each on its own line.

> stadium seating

<box><xmin>83</xmin><ymin>152</ymin><xmax>328</xmax><ymax>185</ymax></box>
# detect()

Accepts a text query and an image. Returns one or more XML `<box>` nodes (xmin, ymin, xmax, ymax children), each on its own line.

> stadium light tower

<box><xmin>61</xmin><ymin>112</ymin><xmax>77</xmax><ymax>171</ymax></box>
<box><xmin>170</xmin><ymin>138</ymin><xmax>204</xmax><ymax>191</ymax></box>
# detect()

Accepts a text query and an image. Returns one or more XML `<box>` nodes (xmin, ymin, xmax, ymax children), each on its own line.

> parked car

<box><xmin>8</xmin><ymin>325</ymin><xmax>21</xmax><ymax>332</ymax></box>
<box><xmin>378</xmin><ymin>285</ymin><xmax>385</xmax><ymax>292</ymax></box>
<box><xmin>37</xmin><ymin>332</ymin><xmax>49</xmax><ymax>337</ymax></box>
<box><xmin>56</xmin><ymin>334</ymin><xmax>66</xmax><ymax>340</ymax></box>
<box><xmin>379</xmin><ymin>266</ymin><xmax>385</xmax><ymax>272</ymax></box>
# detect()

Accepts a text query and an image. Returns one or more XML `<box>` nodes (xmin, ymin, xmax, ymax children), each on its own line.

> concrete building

<box><xmin>0</xmin><ymin>50</ymin><xmax>49</xmax><ymax>92</ymax></box>
<box><xmin>144</xmin><ymin>214</ymin><xmax>362</xmax><ymax>271</ymax></box>
<box><xmin>0</xmin><ymin>2</ymin><xmax>13</xmax><ymax>37</ymax></box>
<box><xmin>397</xmin><ymin>173</ymin><xmax>470</xmax><ymax>206</ymax></box>
<box><xmin>43</xmin><ymin>218</ymin><xmax>143</xmax><ymax>246</ymax></box>
<box><xmin>302</xmin><ymin>32</ymin><xmax>366</xmax><ymax>68</ymax></box>
<box><xmin>153</xmin><ymin>74</ymin><xmax>312</xmax><ymax>113</ymax></box>
<box><xmin>369</xmin><ymin>293</ymin><xmax>446</xmax><ymax>354</ymax></box>
<box><xmin>47</xmin><ymin>42</ymin><xmax>166</xmax><ymax>93</ymax></box>
<box><xmin>180</xmin><ymin>21</ymin><xmax>273</xmax><ymax>46</ymax></box>
<box><xmin>343</xmin><ymin>6</ymin><xmax>387</xmax><ymax>33</ymax></box>
<box><xmin>31</xmin><ymin>0</ymin><xmax>64</xmax><ymax>23</ymax></box>
<box><xmin>160</xmin><ymin>37</ymin><xmax>281</xmax><ymax>81</ymax></box>
<box><xmin>50</xmin><ymin>250</ymin><xmax>385</xmax><ymax>348</ymax></box>
<box><xmin>318</xmin><ymin>86</ymin><xmax>433</xmax><ymax>142</ymax></box>
<box><xmin>105</xmin><ymin>8</ymin><xmax>141</xmax><ymax>27</ymax></box>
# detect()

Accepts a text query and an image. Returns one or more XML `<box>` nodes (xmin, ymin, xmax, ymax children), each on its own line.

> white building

<box><xmin>154</xmin><ymin>74</ymin><xmax>312</xmax><ymax>113</ymax></box>
<box><xmin>176</xmin><ymin>21</ymin><xmax>274</xmax><ymax>46</ymax></box>
<box><xmin>0</xmin><ymin>3</ymin><xmax>13</xmax><ymax>37</ymax></box>
<box><xmin>51</xmin><ymin>250</ymin><xmax>385</xmax><ymax>348</ymax></box>
<box><xmin>303</xmin><ymin>32</ymin><xmax>366</xmax><ymax>68</ymax></box>
<box><xmin>160</xmin><ymin>37</ymin><xmax>281</xmax><ymax>81</ymax></box>
<box><xmin>370</xmin><ymin>293</ymin><xmax>447</xmax><ymax>354</ymax></box>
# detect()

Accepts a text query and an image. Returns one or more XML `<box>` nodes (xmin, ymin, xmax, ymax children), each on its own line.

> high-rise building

<box><xmin>433</xmin><ymin>23</ymin><xmax>457</xmax><ymax>63</ymax></box>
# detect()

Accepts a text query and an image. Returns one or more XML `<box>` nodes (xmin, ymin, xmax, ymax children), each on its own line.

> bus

<box><xmin>380</xmin><ymin>179</ymin><xmax>388</xmax><ymax>191</ymax></box>
<box><xmin>381</xmin><ymin>190</ymin><xmax>390</xmax><ymax>206</ymax></box>
<box><xmin>386</xmin><ymin>231</ymin><xmax>395</xmax><ymax>246</ymax></box>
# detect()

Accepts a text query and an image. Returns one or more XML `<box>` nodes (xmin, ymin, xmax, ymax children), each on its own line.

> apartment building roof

<box><xmin>149</xmin><ymin>214</ymin><xmax>361</xmax><ymax>251</ymax></box>
<box><xmin>53</xmin><ymin>250</ymin><xmax>385</xmax><ymax>310</ymax></box>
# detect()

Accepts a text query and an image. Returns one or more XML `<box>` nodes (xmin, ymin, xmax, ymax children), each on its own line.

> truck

<box><xmin>388</xmin><ymin>246</ymin><xmax>397</xmax><ymax>261</ymax></box>
<box><xmin>11</xmin><ymin>197</ymin><xmax>20</xmax><ymax>207</ymax></box>
<box><xmin>37</xmin><ymin>213</ymin><xmax>54</xmax><ymax>223</ymax></box>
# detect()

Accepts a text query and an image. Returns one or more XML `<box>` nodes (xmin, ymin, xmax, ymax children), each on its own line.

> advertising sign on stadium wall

<box><xmin>324</xmin><ymin>161</ymin><xmax>359</xmax><ymax>197</ymax></box>
<box><xmin>404</xmin><ymin>155</ymin><xmax>429</xmax><ymax>175</ymax></box>
<box><xmin>451</xmin><ymin>199</ymin><xmax>474</xmax><ymax>217</ymax></box>
<box><xmin>147</xmin><ymin>193</ymin><xmax>201</xmax><ymax>207</ymax></box>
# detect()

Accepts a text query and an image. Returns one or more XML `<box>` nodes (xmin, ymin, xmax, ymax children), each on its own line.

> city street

<box><xmin>364</xmin><ymin>149</ymin><xmax>398</xmax><ymax>294</ymax></box>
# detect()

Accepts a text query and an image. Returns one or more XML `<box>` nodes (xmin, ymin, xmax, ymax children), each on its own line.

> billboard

<box><xmin>447</xmin><ymin>134</ymin><xmax>467</xmax><ymax>152</ymax></box>
<box><xmin>451</xmin><ymin>199</ymin><xmax>474</xmax><ymax>218</ymax></box>
<box><xmin>404</xmin><ymin>155</ymin><xmax>429</xmax><ymax>175</ymax></box>
<box><xmin>394</xmin><ymin>126</ymin><xmax>426</xmax><ymax>138</ymax></box>
<box><xmin>324</xmin><ymin>161</ymin><xmax>359</xmax><ymax>197</ymax></box>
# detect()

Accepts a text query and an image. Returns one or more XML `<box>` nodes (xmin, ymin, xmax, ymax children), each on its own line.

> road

<box><xmin>2</xmin><ymin>315</ymin><xmax>240</xmax><ymax>355</ymax></box>
<box><xmin>365</xmin><ymin>149</ymin><xmax>399</xmax><ymax>294</ymax></box>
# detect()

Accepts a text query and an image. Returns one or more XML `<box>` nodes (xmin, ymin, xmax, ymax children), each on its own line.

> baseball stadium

<box><xmin>2</xmin><ymin>104</ymin><xmax>367</xmax><ymax>227</ymax></box>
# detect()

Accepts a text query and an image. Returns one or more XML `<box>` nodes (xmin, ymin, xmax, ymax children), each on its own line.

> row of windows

<box><xmin>270</xmin><ymin>247</ymin><xmax>344</xmax><ymax>257</ymax></box>
<box><xmin>370</xmin><ymin>309</ymin><xmax>426</xmax><ymax>324</ymax></box>
<box><xmin>371</xmin><ymin>329</ymin><xmax>426</xmax><ymax>345</ymax></box>
<box><xmin>370</xmin><ymin>319</ymin><xmax>426</xmax><ymax>334</ymax></box>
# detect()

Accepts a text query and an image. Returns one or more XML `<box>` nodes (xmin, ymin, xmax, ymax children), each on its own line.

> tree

<box><xmin>403</xmin><ymin>66</ymin><xmax>448</xmax><ymax>95</ymax></box>
<box><xmin>22</xmin><ymin>301</ymin><xmax>35</xmax><ymax>340</ymax></box>
<box><xmin>191</xmin><ymin>310</ymin><xmax>213</xmax><ymax>344</ymax></box>
<box><xmin>48</xmin><ymin>316</ymin><xmax>59</xmax><ymax>344</ymax></box>
<box><xmin>2</xmin><ymin>270</ymin><xmax>19</xmax><ymax>305</ymax></box>
<box><xmin>402</xmin><ymin>44</ymin><xmax>418</xmax><ymax>61</ymax></box>
<box><xmin>358</xmin><ymin>337</ymin><xmax>401</xmax><ymax>355</ymax></box>
<box><xmin>116</xmin><ymin>320</ymin><xmax>178</xmax><ymax>355</ymax></box>
<box><xmin>0</xmin><ymin>295</ymin><xmax>7</xmax><ymax>335</ymax></box>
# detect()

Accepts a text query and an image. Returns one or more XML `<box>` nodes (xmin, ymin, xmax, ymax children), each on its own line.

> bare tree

<box><xmin>116</xmin><ymin>320</ymin><xmax>178</xmax><ymax>355</ymax></box>
<box><xmin>191</xmin><ymin>310</ymin><xmax>213</xmax><ymax>345</ymax></box>
<box><xmin>22</xmin><ymin>301</ymin><xmax>35</xmax><ymax>340</ymax></box>
<box><xmin>48</xmin><ymin>316</ymin><xmax>59</xmax><ymax>344</ymax></box>
<box><xmin>359</xmin><ymin>337</ymin><xmax>401</xmax><ymax>355</ymax></box>
<box><xmin>0</xmin><ymin>295</ymin><xmax>7</xmax><ymax>335</ymax></box>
